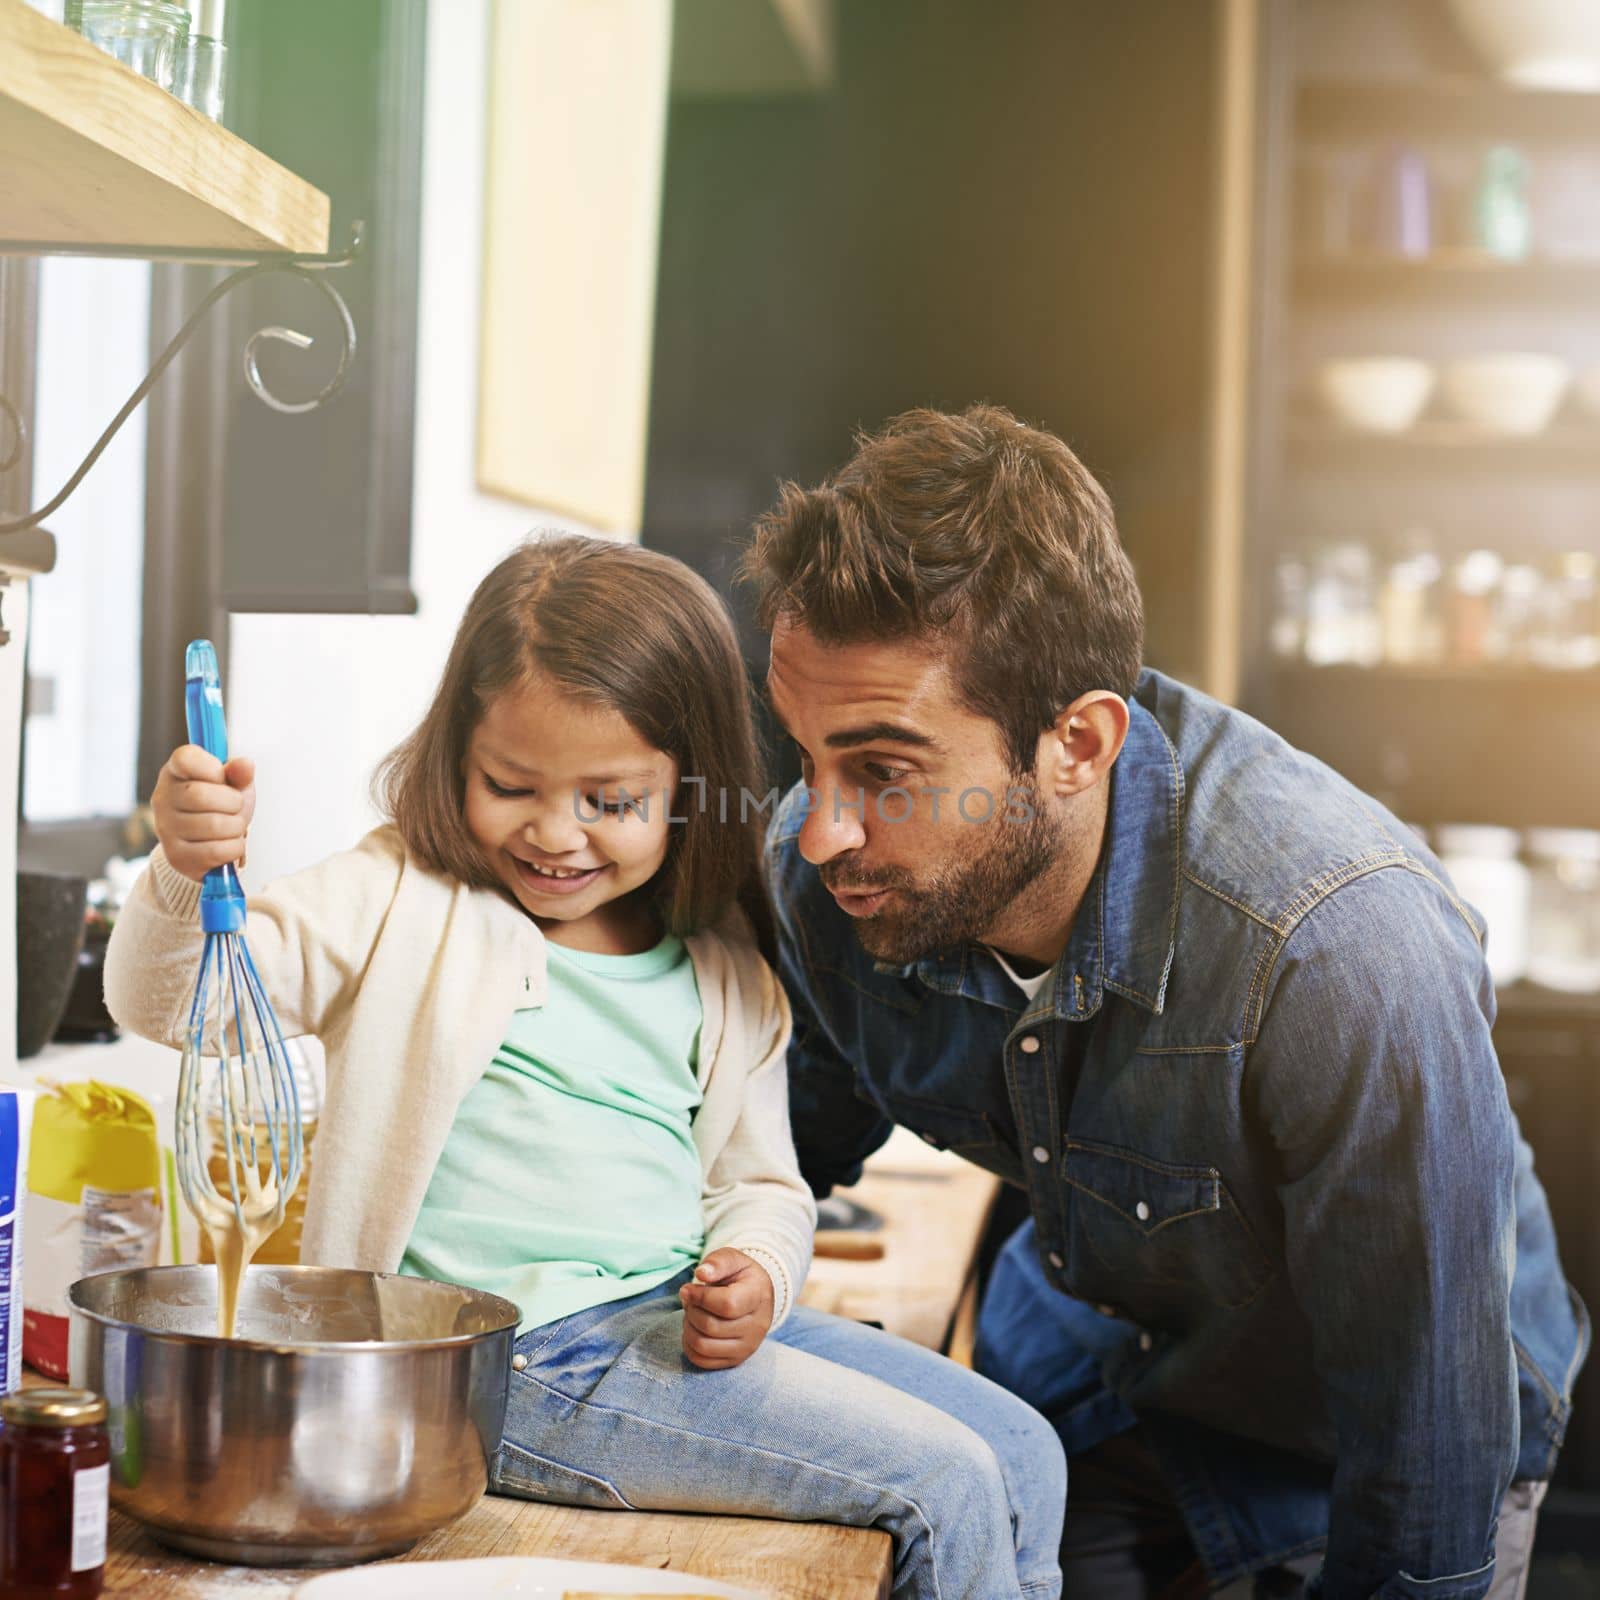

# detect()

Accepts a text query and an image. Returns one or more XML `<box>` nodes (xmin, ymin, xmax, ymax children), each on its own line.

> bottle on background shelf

<box><xmin>1361</xmin><ymin>144</ymin><xmax>1432</xmax><ymax>259</ymax></box>
<box><xmin>1270</xmin><ymin>554</ymin><xmax>1310</xmax><ymax>660</ymax></box>
<box><xmin>1445</xmin><ymin>549</ymin><xmax>1506</xmax><ymax>665</ymax></box>
<box><xmin>1305</xmin><ymin>542</ymin><xmax>1380</xmax><ymax>667</ymax></box>
<box><xmin>1378</xmin><ymin>533</ymin><xmax>1444</xmax><ymax>666</ymax></box>
<box><xmin>1473</xmin><ymin>145</ymin><xmax>1532</xmax><ymax>261</ymax></box>
<box><xmin>1435</xmin><ymin>824</ymin><xmax>1531</xmax><ymax>989</ymax></box>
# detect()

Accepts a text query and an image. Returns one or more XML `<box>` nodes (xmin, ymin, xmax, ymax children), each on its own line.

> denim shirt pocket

<box><xmin>886</xmin><ymin>1094</ymin><xmax>1027</xmax><ymax>1188</ymax></box>
<box><xmin>1064</xmin><ymin>1139</ymin><xmax>1274</xmax><ymax>1312</ymax></box>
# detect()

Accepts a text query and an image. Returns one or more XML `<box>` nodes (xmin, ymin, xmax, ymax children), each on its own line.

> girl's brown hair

<box><xmin>376</xmin><ymin>535</ymin><xmax>771</xmax><ymax>947</ymax></box>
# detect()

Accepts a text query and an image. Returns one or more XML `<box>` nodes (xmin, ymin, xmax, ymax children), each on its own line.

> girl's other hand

<box><xmin>151</xmin><ymin>745</ymin><xmax>257</xmax><ymax>884</ymax></box>
<box><xmin>678</xmin><ymin>1248</ymin><xmax>775</xmax><ymax>1370</ymax></box>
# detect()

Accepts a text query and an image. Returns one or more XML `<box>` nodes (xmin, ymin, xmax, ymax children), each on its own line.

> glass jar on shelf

<box><xmin>78</xmin><ymin>0</ymin><xmax>190</xmax><ymax>90</ymax></box>
<box><xmin>1305</xmin><ymin>542</ymin><xmax>1380</xmax><ymax>667</ymax></box>
<box><xmin>1436</xmin><ymin>824</ymin><xmax>1530</xmax><ymax>988</ymax></box>
<box><xmin>1496</xmin><ymin>563</ymin><xmax>1544</xmax><ymax>664</ymax></box>
<box><xmin>1550</xmin><ymin>551</ymin><xmax>1600</xmax><ymax>669</ymax></box>
<box><xmin>1379</xmin><ymin>539</ymin><xmax>1444</xmax><ymax>666</ymax></box>
<box><xmin>1526</xmin><ymin>829</ymin><xmax>1600</xmax><ymax>993</ymax></box>
<box><xmin>172</xmin><ymin>0</ymin><xmax>227</xmax><ymax>121</ymax></box>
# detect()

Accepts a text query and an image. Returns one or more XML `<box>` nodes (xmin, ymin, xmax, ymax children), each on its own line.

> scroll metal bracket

<box><xmin>0</xmin><ymin>221</ymin><xmax>365</xmax><ymax>538</ymax></box>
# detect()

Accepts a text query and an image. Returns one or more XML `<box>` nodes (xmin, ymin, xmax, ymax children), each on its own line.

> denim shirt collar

<box><xmin>1091</xmin><ymin>693</ymin><xmax>1185</xmax><ymax>1018</ymax></box>
<box><xmin>876</xmin><ymin>691</ymin><xmax>1184</xmax><ymax>1023</ymax></box>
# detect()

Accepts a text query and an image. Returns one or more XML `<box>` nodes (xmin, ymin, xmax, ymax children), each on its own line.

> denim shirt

<box><xmin>766</xmin><ymin>669</ymin><xmax>1588</xmax><ymax>1600</ymax></box>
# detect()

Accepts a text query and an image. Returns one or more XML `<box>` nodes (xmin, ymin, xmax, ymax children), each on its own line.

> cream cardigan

<box><xmin>104</xmin><ymin>827</ymin><xmax>816</xmax><ymax>1325</ymax></box>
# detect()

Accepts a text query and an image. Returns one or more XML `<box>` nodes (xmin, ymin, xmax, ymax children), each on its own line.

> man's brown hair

<box><xmin>376</xmin><ymin>534</ymin><xmax>769</xmax><ymax>943</ymax></box>
<box><xmin>743</xmin><ymin>404</ymin><xmax>1145</xmax><ymax>772</ymax></box>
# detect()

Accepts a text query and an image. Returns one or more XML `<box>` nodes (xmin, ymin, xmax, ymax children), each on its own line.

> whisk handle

<box><xmin>185</xmin><ymin>639</ymin><xmax>246</xmax><ymax>934</ymax></box>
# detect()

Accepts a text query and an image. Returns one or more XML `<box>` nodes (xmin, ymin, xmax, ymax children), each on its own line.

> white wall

<box><xmin>230</xmin><ymin>0</ymin><xmax>602</xmax><ymax>888</ymax></box>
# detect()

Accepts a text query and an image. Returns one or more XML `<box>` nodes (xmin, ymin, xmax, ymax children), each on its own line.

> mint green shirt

<box><xmin>399</xmin><ymin>934</ymin><xmax>706</xmax><ymax>1332</ymax></box>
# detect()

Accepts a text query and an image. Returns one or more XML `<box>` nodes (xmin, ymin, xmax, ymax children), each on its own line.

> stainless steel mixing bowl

<box><xmin>69</xmin><ymin>1264</ymin><xmax>520</xmax><ymax>1566</ymax></box>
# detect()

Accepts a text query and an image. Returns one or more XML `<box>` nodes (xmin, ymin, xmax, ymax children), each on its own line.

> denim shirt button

<box><xmin>1018</xmin><ymin>1035</ymin><xmax>1041</xmax><ymax>1054</ymax></box>
<box><xmin>1138</xmin><ymin>1332</ymin><xmax>1154</xmax><ymax>1353</ymax></box>
<box><xmin>1031</xmin><ymin>1145</ymin><xmax>1051</xmax><ymax>1165</ymax></box>
<box><xmin>1095</xmin><ymin>1302</ymin><xmax>1120</xmax><ymax>1318</ymax></box>
<box><xmin>1048</xmin><ymin>1252</ymin><xmax>1064</xmax><ymax>1270</ymax></box>
<box><xmin>511</xmin><ymin>1353</ymin><xmax>528</xmax><ymax>1372</ymax></box>
<box><xmin>1134</xmin><ymin>1200</ymin><xmax>1151</xmax><ymax>1222</ymax></box>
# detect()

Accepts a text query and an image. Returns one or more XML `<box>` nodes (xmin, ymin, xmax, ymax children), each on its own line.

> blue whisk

<box><xmin>173</xmin><ymin>640</ymin><xmax>303</xmax><ymax>1292</ymax></box>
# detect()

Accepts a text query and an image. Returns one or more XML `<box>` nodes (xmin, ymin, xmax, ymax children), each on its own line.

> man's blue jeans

<box><xmin>490</xmin><ymin>1268</ymin><xmax>1067</xmax><ymax>1600</ymax></box>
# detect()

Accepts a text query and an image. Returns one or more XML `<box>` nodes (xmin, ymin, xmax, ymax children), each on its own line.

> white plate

<box><xmin>293</xmin><ymin>1555</ymin><xmax>770</xmax><ymax>1599</ymax></box>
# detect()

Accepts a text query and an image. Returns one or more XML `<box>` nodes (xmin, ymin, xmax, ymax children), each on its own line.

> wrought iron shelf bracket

<box><xmin>0</xmin><ymin>222</ymin><xmax>364</xmax><ymax>538</ymax></box>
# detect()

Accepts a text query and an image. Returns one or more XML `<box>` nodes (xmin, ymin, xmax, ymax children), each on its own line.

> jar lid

<box><xmin>0</xmin><ymin>1388</ymin><xmax>108</xmax><ymax>1428</ymax></box>
<box><xmin>1526</xmin><ymin>828</ymin><xmax>1600</xmax><ymax>863</ymax></box>
<box><xmin>185</xmin><ymin>0</ymin><xmax>226</xmax><ymax>37</ymax></box>
<box><xmin>1435</xmin><ymin>823</ymin><xmax>1521</xmax><ymax>860</ymax></box>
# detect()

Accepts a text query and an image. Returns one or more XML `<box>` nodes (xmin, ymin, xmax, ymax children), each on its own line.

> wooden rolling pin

<box><xmin>812</xmin><ymin>1233</ymin><xmax>886</xmax><ymax>1261</ymax></box>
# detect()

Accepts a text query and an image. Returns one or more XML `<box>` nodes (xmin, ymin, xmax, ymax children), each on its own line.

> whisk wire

<box><xmin>175</xmin><ymin>638</ymin><xmax>303</xmax><ymax>1261</ymax></box>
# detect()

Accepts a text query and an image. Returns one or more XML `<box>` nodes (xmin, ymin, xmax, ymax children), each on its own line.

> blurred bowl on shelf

<box><xmin>1440</xmin><ymin>354</ymin><xmax>1570</xmax><ymax>435</ymax></box>
<box><xmin>1315</xmin><ymin>357</ymin><xmax>1435</xmax><ymax>433</ymax></box>
<box><xmin>1448</xmin><ymin>0</ymin><xmax>1600</xmax><ymax>91</ymax></box>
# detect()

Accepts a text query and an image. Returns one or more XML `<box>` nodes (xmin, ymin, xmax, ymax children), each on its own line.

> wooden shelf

<box><xmin>1299</xmin><ymin>75</ymin><xmax>1600</xmax><ymax>139</ymax></box>
<box><xmin>1292</xmin><ymin>251</ymin><xmax>1600</xmax><ymax>299</ymax></box>
<box><xmin>1496</xmin><ymin>983</ymin><xmax>1600</xmax><ymax>1024</ymax></box>
<box><xmin>1288</xmin><ymin>420</ymin><xmax>1600</xmax><ymax>466</ymax></box>
<box><xmin>1295</xmin><ymin>253</ymin><xmax>1600</xmax><ymax>297</ymax></box>
<box><xmin>0</xmin><ymin>0</ymin><xmax>330</xmax><ymax>255</ymax></box>
<box><xmin>1272</xmin><ymin>661</ymin><xmax>1600</xmax><ymax>688</ymax></box>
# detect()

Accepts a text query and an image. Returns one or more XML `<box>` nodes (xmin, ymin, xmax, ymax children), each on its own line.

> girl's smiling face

<box><xmin>464</xmin><ymin>674</ymin><xmax>679</xmax><ymax>954</ymax></box>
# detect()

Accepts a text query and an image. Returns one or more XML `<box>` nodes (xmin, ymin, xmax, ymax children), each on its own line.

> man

<box><xmin>744</xmin><ymin>404</ymin><xmax>1587</xmax><ymax>1600</ymax></box>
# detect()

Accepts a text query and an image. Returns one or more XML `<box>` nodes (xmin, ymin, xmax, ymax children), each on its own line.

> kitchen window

<box><xmin>19</xmin><ymin>256</ymin><xmax>152</xmax><ymax>875</ymax></box>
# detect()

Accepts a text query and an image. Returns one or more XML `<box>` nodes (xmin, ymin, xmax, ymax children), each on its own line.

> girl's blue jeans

<box><xmin>490</xmin><ymin>1267</ymin><xmax>1066</xmax><ymax>1600</ymax></box>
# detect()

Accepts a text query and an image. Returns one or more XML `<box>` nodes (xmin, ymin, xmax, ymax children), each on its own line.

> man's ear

<box><xmin>1039</xmin><ymin>692</ymin><xmax>1131</xmax><ymax>799</ymax></box>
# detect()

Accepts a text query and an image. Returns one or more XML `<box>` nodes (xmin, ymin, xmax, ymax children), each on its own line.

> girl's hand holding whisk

<box><xmin>678</xmin><ymin>1248</ymin><xmax>775</xmax><ymax>1370</ymax></box>
<box><xmin>152</xmin><ymin>745</ymin><xmax>257</xmax><ymax>884</ymax></box>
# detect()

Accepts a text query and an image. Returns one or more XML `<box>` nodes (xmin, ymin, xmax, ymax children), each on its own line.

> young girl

<box><xmin>105</xmin><ymin>535</ymin><xmax>1065</xmax><ymax>1600</ymax></box>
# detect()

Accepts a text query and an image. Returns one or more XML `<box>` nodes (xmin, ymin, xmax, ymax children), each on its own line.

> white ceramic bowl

<box><xmin>1449</xmin><ymin>0</ymin><xmax>1600</xmax><ymax>90</ymax></box>
<box><xmin>1439</xmin><ymin>353</ymin><xmax>1570</xmax><ymax>435</ymax></box>
<box><xmin>1315</xmin><ymin>358</ymin><xmax>1435</xmax><ymax>433</ymax></box>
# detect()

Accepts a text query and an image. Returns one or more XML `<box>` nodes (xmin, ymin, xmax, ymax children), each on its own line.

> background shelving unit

<box><xmin>1243</xmin><ymin>0</ymin><xmax>1600</xmax><ymax>1512</ymax></box>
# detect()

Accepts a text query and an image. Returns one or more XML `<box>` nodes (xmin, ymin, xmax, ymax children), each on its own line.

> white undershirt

<box><xmin>985</xmin><ymin>945</ymin><xmax>1054</xmax><ymax>1002</ymax></box>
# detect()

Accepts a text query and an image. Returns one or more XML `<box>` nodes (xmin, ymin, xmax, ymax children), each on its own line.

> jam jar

<box><xmin>0</xmin><ymin>1389</ymin><xmax>110</xmax><ymax>1599</ymax></box>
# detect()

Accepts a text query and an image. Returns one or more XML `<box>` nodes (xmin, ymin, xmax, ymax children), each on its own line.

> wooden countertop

<box><xmin>800</xmin><ymin>1126</ymin><xmax>1002</xmax><ymax>1354</ymax></box>
<box><xmin>101</xmin><ymin>1497</ymin><xmax>890</xmax><ymax>1599</ymax></box>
